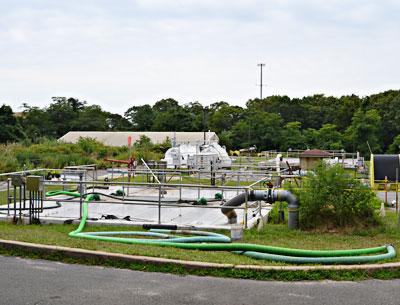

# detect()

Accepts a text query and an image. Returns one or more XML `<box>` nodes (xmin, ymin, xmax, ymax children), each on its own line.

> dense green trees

<box><xmin>388</xmin><ymin>135</ymin><xmax>400</xmax><ymax>154</ymax></box>
<box><xmin>1</xmin><ymin>89</ymin><xmax>400</xmax><ymax>154</ymax></box>
<box><xmin>0</xmin><ymin>104</ymin><xmax>22</xmax><ymax>143</ymax></box>
<box><xmin>344</xmin><ymin>109</ymin><xmax>382</xmax><ymax>156</ymax></box>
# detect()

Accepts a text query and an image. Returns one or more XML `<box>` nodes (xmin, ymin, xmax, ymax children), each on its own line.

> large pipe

<box><xmin>221</xmin><ymin>189</ymin><xmax>299</xmax><ymax>229</ymax></box>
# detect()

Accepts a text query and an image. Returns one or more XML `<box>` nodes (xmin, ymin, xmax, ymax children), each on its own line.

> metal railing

<box><xmin>1</xmin><ymin>174</ymin><xmax>270</xmax><ymax>229</ymax></box>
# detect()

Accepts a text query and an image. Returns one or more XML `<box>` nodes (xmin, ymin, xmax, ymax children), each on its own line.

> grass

<box><xmin>1</xmin><ymin>212</ymin><xmax>400</xmax><ymax>266</ymax></box>
<box><xmin>4</xmin><ymin>245</ymin><xmax>400</xmax><ymax>281</ymax></box>
<box><xmin>0</xmin><ymin>184</ymin><xmax>70</xmax><ymax>205</ymax></box>
<box><xmin>1</xmin><ymin>211</ymin><xmax>400</xmax><ymax>280</ymax></box>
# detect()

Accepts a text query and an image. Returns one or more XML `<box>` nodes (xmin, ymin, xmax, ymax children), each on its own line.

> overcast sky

<box><xmin>0</xmin><ymin>0</ymin><xmax>399</xmax><ymax>113</ymax></box>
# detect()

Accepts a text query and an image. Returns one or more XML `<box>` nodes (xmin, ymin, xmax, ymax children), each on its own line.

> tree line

<box><xmin>1</xmin><ymin>90</ymin><xmax>400</xmax><ymax>156</ymax></box>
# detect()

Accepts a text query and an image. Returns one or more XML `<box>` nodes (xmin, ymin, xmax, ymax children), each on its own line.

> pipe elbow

<box><xmin>274</xmin><ymin>190</ymin><xmax>299</xmax><ymax>208</ymax></box>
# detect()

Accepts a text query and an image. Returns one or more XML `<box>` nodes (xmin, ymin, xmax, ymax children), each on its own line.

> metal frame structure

<box><xmin>0</xmin><ymin>165</ymin><xmax>287</xmax><ymax>230</ymax></box>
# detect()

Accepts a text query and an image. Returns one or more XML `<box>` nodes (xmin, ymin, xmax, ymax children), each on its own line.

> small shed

<box><xmin>299</xmin><ymin>149</ymin><xmax>332</xmax><ymax>170</ymax></box>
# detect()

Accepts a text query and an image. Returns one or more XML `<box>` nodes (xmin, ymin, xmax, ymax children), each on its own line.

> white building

<box><xmin>58</xmin><ymin>131</ymin><xmax>219</xmax><ymax>147</ymax></box>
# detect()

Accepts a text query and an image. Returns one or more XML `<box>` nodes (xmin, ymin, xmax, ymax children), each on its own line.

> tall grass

<box><xmin>0</xmin><ymin>137</ymin><xmax>164</xmax><ymax>173</ymax></box>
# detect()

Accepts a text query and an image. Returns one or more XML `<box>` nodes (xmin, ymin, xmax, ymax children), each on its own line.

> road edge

<box><xmin>1</xmin><ymin>238</ymin><xmax>400</xmax><ymax>273</ymax></box>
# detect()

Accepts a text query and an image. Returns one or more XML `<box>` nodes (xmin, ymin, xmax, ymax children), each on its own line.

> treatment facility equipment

<box><xmin>221</xmin><ymin>189</ymin><xmax>299</xmax><ymax>229</ymax></box>
<box><xmin>4</xmin><ymin>174</ymin><xmax>45</xmax><ymax>224</ymax></box>
<box><xmin>43</xmin><ymin>190</ymin><xmax>397</xmax><ymax>265</ymax></box>
<box><xmin>0</xmin><ymin>161</ymin><xmax>398</xmax><ymax>265</ymax></box>
<box><xmin>370</xmin><ymin>154</ymin><xmax>400</xmax><ymax>189</ymax></box>
<box><xmin>163</xmin><ymin>142</ymin><xmax>232</xmax><ymax>169</ymax></box>
<box><xmin>0</xmin><ymin>168</ymin><xmax>274</xmax><ymax>230</ymax></box>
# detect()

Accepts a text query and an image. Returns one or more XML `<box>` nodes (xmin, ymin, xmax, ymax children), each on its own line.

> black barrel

<box><xmin>373</xmin><ymin>154</ymin><xmax>400</xmax><ymax>181</ymax></box>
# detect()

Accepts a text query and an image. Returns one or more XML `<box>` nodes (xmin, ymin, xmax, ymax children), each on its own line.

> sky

<box><xmin>0</xmin><ymin>0</ymin><xmax>399</xmax><ymax>114</ymax></box>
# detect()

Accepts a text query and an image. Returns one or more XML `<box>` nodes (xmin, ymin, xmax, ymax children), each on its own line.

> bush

<box><xmin>298</xmin><ymin>162</ymin><xmax>379</xmax><ymax>230</ymax></box>
<box><xmin>77</xmin><ymin>137</ymin><xmax>102</xmax><ymax>154</ymax></box>
<box><xmin>153</xmin><ymin>137</ymin><xmax>172</xmax><ymax>154</ymax></box>
<box><xmin>267</xmin><ymin>202</ymin><xmax>288</xmax><ymax>224</ymax></box>
<box><xmin>0</xmin><ymin>145</ymin><xmax>19</xmax><ymax>174</ymax></box>
<box><xmin>0</xmin><ymin>137</ymin><xmax>165</xmax><ymax>173</ymax></box>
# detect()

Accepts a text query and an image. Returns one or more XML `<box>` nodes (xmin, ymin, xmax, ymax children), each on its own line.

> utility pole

<box><xmin>257</xmin><ymin>63</ymin><xmax>266</xmax><ymax>99</ymax></box>
<box><xmin>203</xmin><ymin>107</ymin><xmax>207</xmax><ymax>146</ymax></box>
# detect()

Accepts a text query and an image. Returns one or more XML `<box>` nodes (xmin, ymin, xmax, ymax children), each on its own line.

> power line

<box><xmin>257</xmin><ymin>63</ymin><xmax>266</xmax><ymax>99</ymax></box>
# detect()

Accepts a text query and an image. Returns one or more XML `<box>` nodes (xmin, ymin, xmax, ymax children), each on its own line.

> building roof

<box><xmin>58</xmin><ymin>131</ymin><xmax>218</xmax><ymax>147</ymax></box>
<box><xmin>299</xmin><ymin>149</ymin><xmax>332</xmax><ymax>158</ymax></box>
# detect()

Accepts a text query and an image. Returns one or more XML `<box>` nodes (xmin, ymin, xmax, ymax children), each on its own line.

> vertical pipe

<box><xmin>370</xmin><ymin>154</ymin><xmax>375</xmax><ymax>189</ymax></box>
<box><xmin>19</xmin><ymin>186</ymin><xmax>22</xmax><ymax>221</ymax></box>
<box><xmin>384</xmin><ymin>176</ymin><xmax>388</xmax><ymax>206</ymax></box>
<box><xmin>221</xmin><ymin>174</ymin><xmax>225</xmax><ymax>201</ymax></box>
<box><xmin>396</xmin><ymin>168</ymin><xmax>399</xmax><ymax>214</ymax></box>
<box><xmin>79</xmin><ymin>174</ymin><xmax>83</xmax><ymax>220</ymax></box>
<box><xmin>13</xmin><ymin>186</ymin><xmax>16</xmax><ymax>221</ymax></box>
<box><xmin>158</xmin><ymin>184</ymin><xmax>161</xmax><ymax>224</ymax></box>
<box><xmin>40</xmin><ymin>189</ymin><xmax>44</xmax><ymax>213</ymax></box>
<box><xmin>244</xmin><ymin>189</ymin><xmax>248</xmax><ymax>229</ymax></box>
<box><xmin>29</xmin><ymin>191</ymin><xmax>32</xmax><ymax>224</ymax></box>
<box><xmin>179</xmin><ymin>172</ymin><xmax>182</xmax><ymax>202</ymax></box>
<box><xmin>6</xmin><ymin>178</ymin><xmax>10</xmax><ymax>217</ymax></box>
<box><xmin>33</xmin><ymin>191</ymin><xmax>36</xmax><ymax>222</ymax></box>
<box><xmin>122</xmin><ymin>172</ymin><xmax>125</xmax><ymax>198</ymax></box>
<box><xmin>35</xmin><ymin>191</ymin><xmax>38</xmax><ymax>222</ymax></box>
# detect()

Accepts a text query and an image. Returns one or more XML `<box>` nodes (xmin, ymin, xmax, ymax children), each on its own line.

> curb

<box><xmin>0</xmin><ymin>239</ymin><xmax>399</xmax><ymax>272</ymax></box>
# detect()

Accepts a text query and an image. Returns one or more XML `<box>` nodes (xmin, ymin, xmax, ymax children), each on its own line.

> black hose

<box><xmin>143</xmin><ymin>224</ymin><xmax>178</xmax><ymax>230</ymax></box>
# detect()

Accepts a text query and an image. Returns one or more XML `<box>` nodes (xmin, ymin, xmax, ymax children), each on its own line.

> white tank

<box><xmin>162</xmin><ymin>142</ymin><xmax>231</xmax><ymax>169</ymax></box>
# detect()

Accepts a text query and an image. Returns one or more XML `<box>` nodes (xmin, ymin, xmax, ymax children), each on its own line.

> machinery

<box><xmin>370</xmin><ymin>154</ymin><xmax>400</xmax><ymax>189</ymax></box>
<box><xmin>221</xmin><ymin>188</ymin><xmax>299</xmax><ymax>229</ymax></box>
<box><xmin>163</xmin><ymin>142</ymin><xmax>231</xmax><ymax>169</ymax></box>
<box><xmin>7</xmin><ymin>174</ymin><xmax>44</xmax><ymax>224</ymax></box>
<box><xmin>104</xmin><ymin>156</ymin><xmax>136</xmax><ymax>182</ymax></box>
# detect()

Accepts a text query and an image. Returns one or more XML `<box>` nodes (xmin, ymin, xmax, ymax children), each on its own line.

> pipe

<box><xmin>46</xmin><ymin>190</ymin><xmax>396</xmax><ymax>264</ymax></box>
<box><xmin>143</xmin><ymin>224</ymin><xmax>178</xmax><ymax>230</ymax></box>
<box><xmin>221</xmin><ymin>189</ymin><xmax>299</xmax><ymax>229</ymax></box>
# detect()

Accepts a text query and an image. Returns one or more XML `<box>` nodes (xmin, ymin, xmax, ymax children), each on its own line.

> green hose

<box><xmin>47</xmin><ymin>190</ymin><xmax>396</xmax><ymax>264</ymax></box>
<box><xmin>46</xmin><ymin>190</ymin><xmax>82</xmax><ymax>197</ymax></box>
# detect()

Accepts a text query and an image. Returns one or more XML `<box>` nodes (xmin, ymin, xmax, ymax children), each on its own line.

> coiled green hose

<box><xmin>47</xmin><ymin>191</ymin><xmax>396</xmax><ymax>264</ymax></box>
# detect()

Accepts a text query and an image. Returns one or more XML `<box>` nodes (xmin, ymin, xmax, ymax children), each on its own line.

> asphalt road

<box><xmin>0</xmin><ymin>256</ymin><xmax>399</xmax><ymax>305</ymax></box>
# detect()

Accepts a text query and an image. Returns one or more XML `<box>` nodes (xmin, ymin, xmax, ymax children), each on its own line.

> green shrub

<box><xmin>0</xmin><ymin>137</ymin><xmax>163</xmax><ymax>174</ymax></box>
<box><xmin>153</xmin><ymin>137</ymin><xmax>172</xmax><ymax>154</ymax></box>
<box><xmin>77</xmin><ymin>137</ymin><xmax>101</xmax><ymax>154</ymax></box>
<box><xmin>298</xmin><ymin>162</ymin><xmax>379</xmax><ymax>230</ymax></box>
<box><xmin>267</xmin><ymin>202</ymin><xmax>288</xmax><ymax>224</ymax></box>
<box><xmin>0</xmin><ymin>145</ymin><xmax>19</xmax><ymax>173</ymax></box>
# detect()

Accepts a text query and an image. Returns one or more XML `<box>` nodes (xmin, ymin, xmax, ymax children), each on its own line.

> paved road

<box><xmin>0</xmin><ymin>256</ymin><xmax>399</xmax><ymax>305</ymax></box>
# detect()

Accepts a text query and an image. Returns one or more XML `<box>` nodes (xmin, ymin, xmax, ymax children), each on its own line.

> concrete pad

<box><xmin>0</xmin><ymin>186</ymin><xmax>271</xmax><ymax>230</ymax></box>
